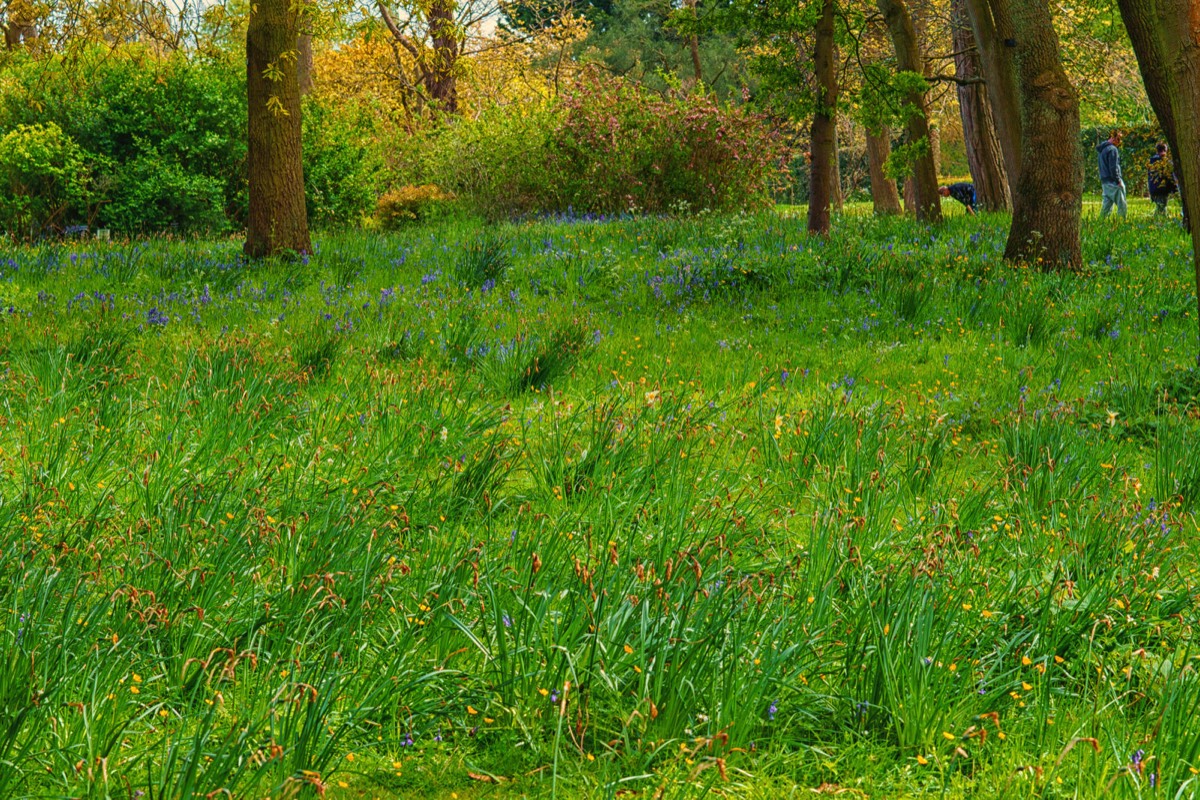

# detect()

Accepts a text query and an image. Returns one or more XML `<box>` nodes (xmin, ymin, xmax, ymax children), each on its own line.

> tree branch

<box><xmin>377</xmin><ymin>2</ymin><xmax>421</xmax><ymax>59</ymax></box>
<box><xmin>926</xmin><ymin>73</ymin><xmax>986</xmax><ymax>85</ymax></box>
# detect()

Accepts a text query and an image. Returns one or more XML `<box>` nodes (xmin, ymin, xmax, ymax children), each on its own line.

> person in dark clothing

<box><xmin>1148</xmin><ymin>142</ymin><xmax>1178</xmax><ymax>216</ymax></box>
<box><xmin>939</xmin><ymin>182</ymin><xmax>976</xmax><ymax>215</ymax></box>
<box><xmin>1097</xmin><ymin>131</ymin><xmax>1126</xmax><ymax>219</ymax></box>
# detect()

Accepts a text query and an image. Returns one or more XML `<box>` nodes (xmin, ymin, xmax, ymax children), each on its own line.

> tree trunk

<box><xmin>901</xmin><ymin>125</ymin><xmax>940</xmax><ymax>213</ymax></box>
<box><xmin>832</xmin><ymin>122</ymin><xmax>845</xmax><ymax>211</ymax></box>
<box><xmin>427</xmin><ymin>0</ymin><xmax>459</xmax><ymax>113</ymax></box>
<box><xmin>1115</xmin><ymin>0</ymin><xmax>1200</xmax><ymax>339</ymax></box>
<box><xmin>867</xmin><ymin>126</ymin><xmax>903</xmax><ymax>215</ymax></box>
<box><xmin>963</xmin><ymin>0</ymin><xmax>1022</xmax><ymax>184</ymax></box>
<box><xmin>298</xmin><ymin>34</ymin><xmax>314</xmax><ymax>96</ymax></box>
<box><xmin>877</xmin><ymin>0</ymin><xmax>942</xmax><ymax>223</ymax></box>
<box><xmin>685</xmin><ymin>0</ymin><xmax>703</xmax><ymax>87</ymax></box>
<box><xmin>952</xmin><ymin>0</ymin><xmax>1009</xmax><ymax>209</ymax></box>
<box><xmin>1002</xmin><ymin>0</ymin><xmax>1081</xmax><ymax>268</ymax></box>
<box><xmin>807</xmin><ymin>0</ymin><xmax>838</xmax><ymax>235</ymax></box>
<box><xmin>245</xmin><ymin>0</ymin><xmax>311</xmax><ymax>258</ymax></box>
<box><xmin>4</xmin><ymin>0</ymin><xmax>37</xmax><ymax>48</ymax></box>
<box><xmin>930</xmin><ymin>120</ymin><xmax>942</xmax><ymax>179</ymax></box>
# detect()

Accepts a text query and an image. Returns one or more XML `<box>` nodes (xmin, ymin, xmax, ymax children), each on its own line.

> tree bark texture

<box><xmin>952</xmin><ymin>0</ymin><xmax>1010</xmax><ymax>209</ymax></box>
<box><xmin>807</xmin><ymin>0</ymin><xmax>839</xmax><ymax>236</ymax></box>
<box><xmin>867</xmin><ymin>126</ymin><xmax>903</xmax><ymax>215</ymax></box>
<box><xmin>1002</xmin><ymin>0</ymin><xmax>1081</xmax><ymax>268</ymax></box>
<box><xmin>1116</xmin><ymin>0</ymin><xmax>1200</xmax><ymax>335</ymax></box>
<box><xmin>246</xmin><ymin>0</ymin><xmax>312</xmax><ymax>258</ymax></box>
<box><xmin>963</xmin><ymin>0</ymin><xmax>1022</xmax><ymax>185</ymax></box>
<box><xmin>298</xmin><ymin>34</ymin><xmax>314</xmax><ymax>96</ymax></box>
<box><xmin>877</xmin><ymin>0</ymin><xmax>942</xmax><ymax>223</ymax></box>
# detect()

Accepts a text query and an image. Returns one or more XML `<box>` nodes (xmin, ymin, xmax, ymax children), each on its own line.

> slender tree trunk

<box><xmin>952</xmin><ymin>0</ymin><xmax>1009</xmax><ymax>209</ymax></box>
<box><xmin>867</xmin><ymin>126</ymin><xmax>903</xmax><ymax>215</ymax></box>
<box><xmin>930</xmin><ymin>121</ymin><xmax>942</xmax><ymax>179</ymax></box>
<box><xmin>832</xmin><ymin>122</ymin><xmax>845</xmax><ymax>211</ymax></box>
<box><xmin>245</xmin><ymin>0</ymin><xmax>311</xmax><ymax>258</ymax></box>
<box><xmin>685</xmin><ymin>0</ymin><xmax>703</xmax><ymax>87</ymax></box>
<box><xmin>1116</xmin><ymin>0</ymin><xmax>1200</xmax><ymax>340</ymax></box>
<box><xmin>427</xmin><ymin>0</ymin><xmax>459</xmax><ymax>113</ymax></box>
<box><xmin>1003</xmin><ymin>0</ymin><xmax>1081</xmax><ymax>268</ymax></box>
<box><xmin>963</xmin><ymin>0</ymin><xmax>1022</xmax><ymax>184</ymax></box>
<box><xmin>877</xmin><ymin>0</ymin><xmax>942</xmax><ymax>222</ymax></box>
<box><xmin>807</xmin><ymin>0</ymin><xmax>838</xmax><ymax>235</ymax></box>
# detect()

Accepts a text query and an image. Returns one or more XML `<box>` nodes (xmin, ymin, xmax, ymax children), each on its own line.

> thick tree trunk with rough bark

<box><xmin>952</xmin><ymin>0</ymin><xmax>1009</xmax><ymax>209</ymax></box>
<box><xmin>246</xmin><ymin>0</ymin><xmax>311</xmax><ymax>258</ymax></box>
<box><xmin>1116</xmin><ymin>0</ymin><xmax>1200</xmax><ymax>337</ymax></box>
<box><xmin>1003</xmin><ymin>0</ymin><xmax>1081</xmax><ymax>268</ymax></box>
<box><xmin>807</xmin><ymin>0</ymin><xmax>839</xmax><ymax>235</ymax></box>
<box><xmin>867</xmin><ymin>127</ymin><xmax>903</xmax><ymax>215</ymax></box>
<box><xmin>963</xmin><ymin>0</ymin><xmax>1022</xmax><ymax>185</ymax></box>
<box><xmin>877</xmin><ymin>0</ymin><xmax>942</xmax><ymax>223</ymax></box>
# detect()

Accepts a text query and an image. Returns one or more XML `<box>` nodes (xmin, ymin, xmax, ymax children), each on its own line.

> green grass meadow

<box><xmin>2</xmin><ymin>201</ymin><xmax>1200</xmax><ymax>798</ymax></box>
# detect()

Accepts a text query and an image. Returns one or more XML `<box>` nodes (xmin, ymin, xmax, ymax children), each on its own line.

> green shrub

<box><xmin>0</xmin><ymin>50</ymin><xmax>246</xmax><ymax>234</ymax></box>
<box><xmin>420</xmin><ymin>103</ymin><xmax>567</xmax><ymax>219</ymax></box>
<box><xmin>421</xmin><ymin>74</ymin><xmax>790</xmax><ymax>218</ymax></box>
<box><xmin>103</xmin><ymin>151</ymin><xmax>229</xmax><ymax>234</ymax></box>
<box><xmin>0</xmin><ymin>123</ymin><xmax>91</xmax><ymax>238</ymax></box>
<box><xmin>303</xmin><ymin>99</ymin><xmax>386</xmax><ymax>227</ymax></box>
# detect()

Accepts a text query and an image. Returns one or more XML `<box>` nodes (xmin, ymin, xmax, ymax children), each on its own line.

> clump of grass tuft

<box><xmin>293</xmin><ymin>325</ymin><xmax>342</xmax><ymax>378</ymax></box>
<box><xmin>326</xmin><ymin>252</ymin><xmax>365</xmax><ymax>288</ymax></box>
<box><xmin>1154</xmin><ymin>420</ymin><xmax>1200</xmax><ymax>510</ymax></box>
<box><xmin>1006</xmin><ymin>291</ymin><xmax>1052</xmax><ymax>347</ymax></box>
<box><xmin>377</xmin><ymin>327</ymin><xmax>425</xmax><ymax>361</ymax></box>
<box><xmin>455</xmin><ymin>233</ymin><xmax>511</xmax><ymax>288</ymax></box>
<box><xmin>486</xmin><ymin>320</ymin><xmax>594</xmax><ymax>394</ymax></box>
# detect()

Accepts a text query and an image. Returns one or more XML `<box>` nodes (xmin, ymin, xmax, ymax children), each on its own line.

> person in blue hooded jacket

<box><xmin>1097</xmin><ymin>131</ymin><xmax>1126</xmax><ymax>220</ymax></box>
